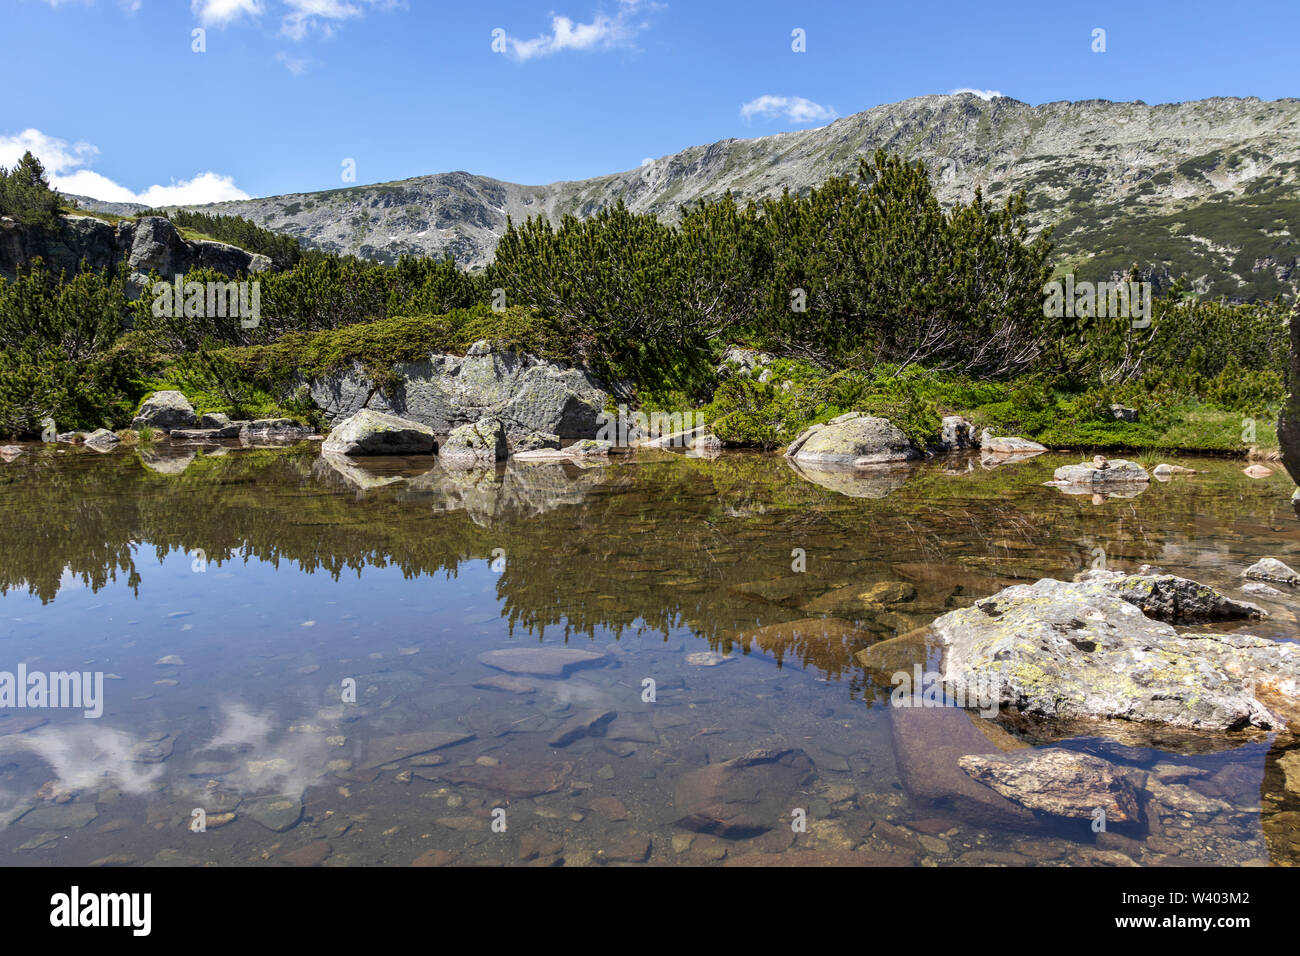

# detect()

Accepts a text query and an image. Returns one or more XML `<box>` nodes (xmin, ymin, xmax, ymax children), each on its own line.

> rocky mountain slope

<box><xmin>73</xmin><ymin>93</ymin><xmax>1300</xmax><ymax>300</ymax></box>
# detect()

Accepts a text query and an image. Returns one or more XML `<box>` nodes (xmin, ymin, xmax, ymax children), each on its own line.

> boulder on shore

<box><xmin>979</xmin><ymin>429</ymin><xmax>1047</xmax><ymax>455</ymax></box>
<box><xmin>130</xmin><ymin>391</ymin><xmax>197</xmax><ymax>432</ymax></box>
<box><xmin>786</xmin><ymin>414</ymin><xmax>920</xmax><ymax>466</ymax></box>
<box><xmin>321</xmin><ymin>409</ymin><xmax>436</xmax><ymax>456</ymax></box>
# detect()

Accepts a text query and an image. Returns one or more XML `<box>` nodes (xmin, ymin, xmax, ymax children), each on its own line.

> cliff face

<box><xmin>67</xmin><ymin>93</ymin><xmax>1300</xmax><ymax>300</ymax></box>
<box><xmin>0</xmin><ymin>214</ymin><xmax>271</xmax><ymax>294</ymax></box>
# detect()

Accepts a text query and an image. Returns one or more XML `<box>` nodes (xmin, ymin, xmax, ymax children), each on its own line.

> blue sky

<box><xmin>2</xmin><ymin>0</ymin><xmax>1295</xmax><ymax>204</ymax></box>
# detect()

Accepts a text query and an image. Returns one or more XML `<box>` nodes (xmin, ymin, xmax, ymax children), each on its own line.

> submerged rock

<box><xmin>1075</xmin><ymin>568</ymin><xmax>1266</xmax><ymax>620</ymax></box>
<box><xmin>131</xmin><ymin>390</ymin><xmax>197</xmax><ymax>432</ymax></box>
<box><xmin>245</xmin><ymin>794</ymin><xmax>303</xmax><ymax>832</ymax></box>
<box><xmin>477</xmin><ymin>646</ymin><xmax>607</xmax><ymax>677</ymax></box>
<box><xmin>932</xmin><ymin>578</ymin><xmax>1300</xmax><ymax>734</ymax></box>
<box><xmin>889</xmin><ymin>706</ymin><xmax>1039</xmax><ymax>829</ymax></box>
<box><xmin>958</xmin><ymin>748</ymin><xmax>1142</xmax><ymax>822</ymax></box>
<box><xmin>0</xmin><ymin>445</ymin><xmax>22</xmax><ymax>461</ymax></box>
<box><xmin>1244</xmin><ymin>557</ymin><xmax>1300</xmax><ymax>586</ymax></box>
<box><xmin>1152</xmin><ymin>463</ymin><xmax>1198</xmax><ymax>480</ymax></box>
<box><xmin>786</xmin><ymin>414</ymin><xmax>920</xmax><ymax>466</ymax></box>
<box><xmin>322</xmin><ymin>409</ymin><xmax>436</xmax><ymax>456</ymax></box>
<box><xmin>673</xmin><ymin>748</ymin><xmax>815</xmax><ymax>838</ymax></box>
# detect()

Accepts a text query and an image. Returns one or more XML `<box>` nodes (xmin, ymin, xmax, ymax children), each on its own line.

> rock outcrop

<box><xmin>308</xmin><ymin>340</ymin><xmax>609</xmax><ymax>440</ymax></box>
<box><xmin>0</xmin><ymin>215</ymin><xmax>271</xmax><ymax>294</ymax></box>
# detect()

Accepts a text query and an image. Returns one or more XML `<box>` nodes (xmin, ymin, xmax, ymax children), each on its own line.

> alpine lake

<box><xmin>0</xmin><ymin>436</ymin><xmax>1297</xmax><ymax>868</ymax></box>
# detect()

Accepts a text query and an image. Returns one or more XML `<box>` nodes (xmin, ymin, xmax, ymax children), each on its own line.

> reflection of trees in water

<box><xmin>0</xmin><ymin>448</ymin><xmax>1287</xmax><ymax>668</ymax></box>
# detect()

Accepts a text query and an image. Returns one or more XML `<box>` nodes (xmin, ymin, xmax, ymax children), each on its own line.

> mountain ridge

<box><xmin>67</xmin><ymin>93</ymin><xmax>1300</xmax><ymax>300</ymax></box>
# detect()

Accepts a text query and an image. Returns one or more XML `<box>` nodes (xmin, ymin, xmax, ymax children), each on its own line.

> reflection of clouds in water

<box><xmin>190</xmin><ymin>701</ymin><xmax>331</xmax><ymax>801</ymax></box>
<box><xmin>11</xmin><ymin>725</ymin><xmax>164</xmax><ymax>796</ymax></box>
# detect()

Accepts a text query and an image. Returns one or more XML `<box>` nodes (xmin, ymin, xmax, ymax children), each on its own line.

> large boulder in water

<box><xmin>931</xmin><ymin>577</ymin><xmax>1300</xmax><ymax>734</ymax></box>
<box><xmin>785</xmin><ymin>413</ymin><xmax>920</xmax><ymax>466</ymax></box>
<box><xmin>322</xmin><ymin>409</ymin><xmax>436</xmax><ymax>456</ymax></box>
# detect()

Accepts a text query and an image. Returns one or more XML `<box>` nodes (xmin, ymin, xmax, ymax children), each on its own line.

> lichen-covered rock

<box><xmin>567</xmin><ymin>438</ymin><xmax>613</xmax><ymax>457</ymax></box>
<box><xmin>308</xmin><ymin>341</ymin><xmax>608</xmax><ymax>440</ymax></box>
<box><xmin>1244</xmin><ymin>558</ymin><xmax>1300</xmax><ymax>586</ymax></box>
<box><xmin>787</xmin><ymin>414</ymin><xmax>920</xmax><ymax>466</ymax></box>
<box><xmin>440</xmin><ymin>417</ymin><xmax>508</xmax><ymax>465</ymax></box>
<box><xmin>932</xmin><ymin>578</ymin><xmax>1300</xmax><ymax>733</ymax></box>
<box><xmin>515</xmin><ymin>431</ymin><xmax>560</xmax><ymax>452</ymax></box>
<box><xmin>1051</xmin><ymin>459</ymin><xmax>1150</xmax><ymax>485</ymax></box>
<box><xmin>322</xmin><ymin>409</ymin><xmax>436</xmax><ymax>456</ymax></box>
<box><xmin>130</xmin><ymin>391</ymin><xmax>197</xmax><ymax>431</ymax></box>
<box><xmin>958</xmin><ymin>749</ymin><xmax>1142</xmax><ymax>822</ymax></box>
<box><xmin>1075</xmin><ymin>568</ymin><xmax>1265</xmax><ymax>620</ymax></box>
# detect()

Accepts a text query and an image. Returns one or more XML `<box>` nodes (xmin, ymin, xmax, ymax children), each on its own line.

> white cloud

<box><xmin>275</xmin><ymin>50</ymin><xmax>309</xmax><ymax>74</ymax></box>
<box><xmin>950</xmin><ymin>88</ymin><xmax>1004</xmax><ymax>101</ymax></box>
<box><xmin>501</xmin><ymin>0</ymin><xmax>655</xmax><ymax>61</ymax></box>
<box><xmin>192</xmin><ymin>0</ymin><xmax>264</xmax><ymax>27</ymax></box>
<box><xmin>740</xmin><ymin>95</ymin><xmax>837</xmax><ymax>125</ymax></box>
<box><xmin>0</xmin><ymin>128</ymin><xmax>250</xmax><ymax>206</ymax></box>
<box><xmin>281</xmin><ymin>0</ymin><xmax>405</xmax><ymax>40</ymax></box>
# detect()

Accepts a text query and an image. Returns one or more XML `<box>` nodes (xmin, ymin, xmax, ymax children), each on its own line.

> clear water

<box><xmin>0</xmin><ymin>440</ymin><xmax>1296</xmax><ymax>866</ymax></box>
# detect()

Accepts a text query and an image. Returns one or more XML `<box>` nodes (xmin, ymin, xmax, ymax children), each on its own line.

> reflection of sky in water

<box><xmin>0</xmin><ymin>447</ymin><xmax>1295</xmax><ymax>865</ymax></box>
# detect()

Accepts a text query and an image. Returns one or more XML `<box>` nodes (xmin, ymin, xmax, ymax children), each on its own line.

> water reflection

<box><xmin>0</xmin><ymin>441</ymin><xmax>1296</xmax><ymax>865</ymax></box>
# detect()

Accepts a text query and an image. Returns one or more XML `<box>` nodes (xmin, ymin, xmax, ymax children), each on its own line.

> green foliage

<box><xmin>0</xmin><ymin>259</ymin><xmax>149</xmax><ymax>436</ymax></box>
<box><xmin>0</xmin><ymin>152</ymin><xmax>62</xmax><ymax>231</ymax></box>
